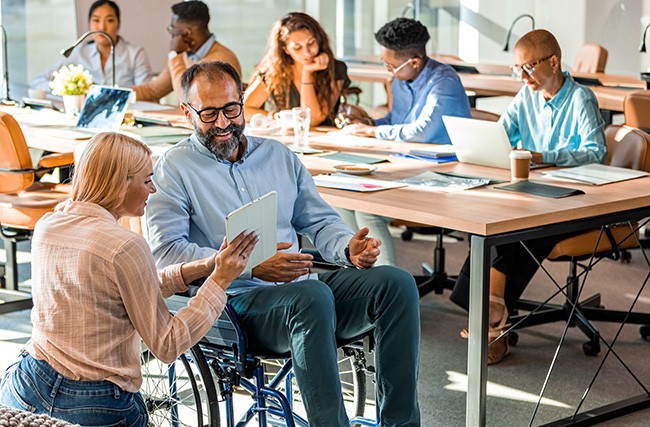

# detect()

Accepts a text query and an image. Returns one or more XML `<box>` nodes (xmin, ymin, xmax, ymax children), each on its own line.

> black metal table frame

<box><xmin>465</xmin><ymin>205</ymin><xmax>650</xmax><ymax>427</ymax></box>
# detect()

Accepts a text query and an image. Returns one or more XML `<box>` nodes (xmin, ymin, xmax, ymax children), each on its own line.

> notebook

<box><xmin>47</xmin><ymin>85</ymin><xmax>133</xmax><ymax>140</ymax></box>
<box><xmin>442</xmin><ymin>115</ymin><xmax>513</xmax><ymax>169</ymax></box>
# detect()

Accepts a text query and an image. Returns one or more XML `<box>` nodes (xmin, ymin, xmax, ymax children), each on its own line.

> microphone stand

<box><xmin>0</xmin><ymin>25</ymin><xmax>15</xmax><ymax>105</ymax></box>
<box><xmin>60</xmin><ymin>30</ymin><xmax>115</xmax><ymax>87</ymax></box>
<box><xmin>503</xmin><ymin>14</ymin><xmax>536</xmax><ymax>52</ymax></box>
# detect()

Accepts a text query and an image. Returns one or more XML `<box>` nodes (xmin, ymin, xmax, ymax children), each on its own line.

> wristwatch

<box><xmin>344</xmin><ymin>244</ymin><xmax>352</xmax><ymax>264</ymax></box>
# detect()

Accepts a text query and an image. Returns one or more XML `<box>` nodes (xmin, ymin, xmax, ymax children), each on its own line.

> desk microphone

<box><xmin>60</xmin><ymin>30</ymin><xmax>115</xmax><ymax>87</ymax></box>
<box><xmin>503</xmin><ymin>14</ymin><xmax>535</xmax><ymax>52</ymax></box>
<box><xmin>0</xmin><ymin>25</ymin><xmax>15</xmax><ymax>105</ymax></box>
<box><xmin>640</xmin><ymin>22</ymin><xmax>650</xmax><ymax>52</ymax></box>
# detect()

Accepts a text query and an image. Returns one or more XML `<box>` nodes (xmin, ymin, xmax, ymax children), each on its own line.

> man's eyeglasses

<box><xmin>510</xmin><ymin>55</ymin><xmax>553</xmax><ymax>78</ymax></box>
<box><xmin>186</xmin><ymin>102</ymin><xmax>243</xmax><ymax>124</ymax></box>
<box><xmin>383</xmin><ymin>57</ymin><xmax>415</xmax><ymax>74</ymax></box>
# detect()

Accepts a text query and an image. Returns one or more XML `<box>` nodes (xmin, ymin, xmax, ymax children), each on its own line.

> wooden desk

<box><xmin>13</xmin><ymin>107</ymin><xmax>650</xmax><ymax>426</ymax></box>
<box><xmin>346</xmin><ymin>63</ymin><xmax>637</xmax><ymax>113</ymax></box>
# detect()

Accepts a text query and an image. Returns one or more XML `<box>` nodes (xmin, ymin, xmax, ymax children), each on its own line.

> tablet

<box><xmin>225</xmin><ymin>191</ymin><xmax>277</xmax><ymax>275</ymax></box>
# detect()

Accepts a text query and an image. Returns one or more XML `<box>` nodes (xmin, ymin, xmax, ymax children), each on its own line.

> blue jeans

<box><xmin>229</xmin><ymin>266</ymin><xmax>421</xmax><ymax>427</ymax></box>
<box><xmin>0</xmin><ymin>353</ymin><xmax>147</xmax><ymax>426</ymax></box>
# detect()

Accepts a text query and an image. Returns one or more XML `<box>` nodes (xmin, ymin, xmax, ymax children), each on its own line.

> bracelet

<box><xmin>301</xmin><ymin>81</ymin><xmax>314</xmax><ymax>85</ymax></box>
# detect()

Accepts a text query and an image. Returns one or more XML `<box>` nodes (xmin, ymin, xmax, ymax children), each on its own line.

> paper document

<box><xmin>313</xmin><ymin>173</ymin><xmax>407</xmax><ymax>192</ymax></box>
<box><xmin>120</xmin><ymin>126</ymin><xmax>192</xmax><ymax>145</ymax></box>
<box><xmin>408</xmin><ymin>146</ymin><xmax>456</xmax><ymax>159</ymax></box>
<box><xmin>397</xmin><ymin>171</ymin><xmax>490</xmax><ymax>192</ymax></box>
<box><xmin>225</xmin><ymin>191</ymin><xmax>277</xmax><ymax>275</ymax></box>
<box><xmin>542</xmin><ymin>164</ymin><xmax>649</xmax><ymax>185</ymax></box>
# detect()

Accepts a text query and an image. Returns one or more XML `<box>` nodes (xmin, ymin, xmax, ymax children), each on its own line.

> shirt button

<box><xmin>240</xmin><ymin>188</ymin><xmax>246</xmax><ymax>192</ymax></box>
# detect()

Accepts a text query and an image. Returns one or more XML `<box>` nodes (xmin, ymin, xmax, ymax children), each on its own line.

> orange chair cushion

<box><xmin>548</xmin><ymin>223</ymin><xmax>639</xmax><ymax>260</ymax></box>
<box><xmin>0</xmin><ymin>183</ymin><xmax>70</xmax><ymax>230</ymax></box>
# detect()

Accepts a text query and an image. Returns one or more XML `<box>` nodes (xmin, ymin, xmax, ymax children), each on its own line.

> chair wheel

<box><xmin>507</xmin><ymin>332</ymin><xmax>518</xmax><ymax>347</ymax></box>
<box><xmin>582</xmin><ymin>341</ymin><xmax>601</xmax><ymax>356</ymax></box>
<box><xmin>640</xmin><ymin>325</ymin><xmax>650</xmax><ymax>341</ymax></box>
<box><xmin>401</xmin><ymin>230</ymin><xmax>413</xmax><ymax>241</ymax></box>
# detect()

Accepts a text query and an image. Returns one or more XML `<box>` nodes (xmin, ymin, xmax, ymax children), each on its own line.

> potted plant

<box><xmin>49</xmin><ymin>64</ymin><xmax>93</xmax><ymax>116</ymax></box>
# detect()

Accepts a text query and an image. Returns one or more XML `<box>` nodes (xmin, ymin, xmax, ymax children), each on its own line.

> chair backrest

<box><xmin>605</xmin><ymin>124</ymin><xmax>650</xmax><ymax>172</ymax></box>
<box><xmin>624</xmin><ymin>90</ymin><xmax>650</xmax><ymax>131</ymax></box>
<box><xmin>470</xmin><ymin>108</ymin><xmax>500</xmax><ymax>122</ymax></box>
<box><xmin>572</xmin><ymin>43</ymin><xmax>608</xmax><ymax>73</ymax></box>
<box><xmin>0</xmin><ymin>111</ymin><xmax>34</xmax><ymax>194</ymax></box>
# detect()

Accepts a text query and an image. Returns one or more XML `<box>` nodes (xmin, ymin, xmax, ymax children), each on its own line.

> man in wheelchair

<box><xmin>145</xmin><ymin>60</ymin><xmax>421</xmax><ymax>426</ymax></box>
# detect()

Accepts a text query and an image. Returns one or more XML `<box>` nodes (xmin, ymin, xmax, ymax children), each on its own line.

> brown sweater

<box><xmin>133</xmin><ymin>40</ymin><xmax>241</xmax><ymax>103</ymax></box>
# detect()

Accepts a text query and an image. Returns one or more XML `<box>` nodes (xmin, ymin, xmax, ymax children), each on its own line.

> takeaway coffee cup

<box><xmin>509</xmin><ymin>150</ymin><xmax>532</xmax><ymax>181</ymax></box>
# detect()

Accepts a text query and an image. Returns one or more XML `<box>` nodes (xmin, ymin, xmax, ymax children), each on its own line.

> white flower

<box><xmin>49</xmin><ymin>64</ymin><xmax>93</xmax><ymax>96</ymax></box>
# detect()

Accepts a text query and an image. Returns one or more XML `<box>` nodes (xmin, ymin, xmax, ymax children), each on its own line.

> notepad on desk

<box><xmin>313</xmin><ymin>173</ymin><xmax>407</xmax><ymax>192</ymax></box>
<box><xmin>408</xmin><ymin>146</ymin><xmax>456</xmax><ymax>159</ymax></box>
<box><xmin>542</xmin><ymin>164</ymin><xmax>649</xmax><ymax>185</ymax></box>
<box><xmin>120</xmin><ymin>126</ymin><xmax>193</xmax><ymax>145</ymax></box>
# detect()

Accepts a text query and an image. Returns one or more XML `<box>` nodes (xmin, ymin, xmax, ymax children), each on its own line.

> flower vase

<box><xmin>62</xmin><ymin>95</ymin><xmax>85</xmax><ymax>116</ymax></box>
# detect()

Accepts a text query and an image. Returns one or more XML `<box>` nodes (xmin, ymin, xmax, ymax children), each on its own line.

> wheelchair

<box><xmin>140</xmin><ymin>291</ymin><xmax>378</xmax><ymax>426</ymax></box>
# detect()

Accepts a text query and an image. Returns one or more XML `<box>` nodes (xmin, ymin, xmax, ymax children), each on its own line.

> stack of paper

<box><xmin>313</xmin><ymin>173</ymin><xmax>407</xmax><ymax>192</ymax></box>
<box><xmin>542</xmin><ymin>163</ymin><xmax>649</xmax><ymax>185</ymax></box>
<box><xmin>121</xmin><ymin>126</ymin><xmax>193</xmax><ymax>145</ymax></box>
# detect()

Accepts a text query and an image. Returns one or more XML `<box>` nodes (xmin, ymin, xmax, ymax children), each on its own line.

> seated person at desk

<box><xmin>146</xmin><ymin>60</ymin><xmax>421</xmax><ymax>426</ymax></box>
<box><xmin>450</xmin><ymin>29</ymin><xmax>607</xmax><ymax>365</ymax></box>
<box><xmin>31</xmin><ymin>0</ymin><xmax>154</xmax><ymax>92</ymax></box>
<box><xmin>132</xmin><ymin>0</ymin><xmax>241</xmax><ymax>103</ymax></box>
<box><xmin>243</xmin><ymin>12</ymin><xmax>350</xmax><ymax>126</ymax></box>
<box><xmin>0</xmin><ymin>132</ymin><xmax>257</xmax><ymax>425</ymax></box>
<box><xmin>340</xmin><ymin>17</ymin><xmax>470</xmax><ymax>144</ymax></box>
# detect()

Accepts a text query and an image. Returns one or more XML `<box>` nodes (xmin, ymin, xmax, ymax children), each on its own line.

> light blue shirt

<box><xmin>31</xmin><ymin>37</ymin><xmax>154</xmax><ymax>91</ymax></box>
<box><xmin>188</xmin><ymin>34</ymin><xmax>216</xmax><ymax>62</ymax></box>
<box><xmin>146</xmin><ymin>134</ymin><xmax>354</xmax><ymax>295</ymax></box>
<box><xmin>374</xmin><ymin>57</ymin><xmax>471</xmax><ymax>144</ymax></box>
<box><xmin>499</xmin><ymin>72</ymin><xmax>607</xmax><ymax>166</ymax></box>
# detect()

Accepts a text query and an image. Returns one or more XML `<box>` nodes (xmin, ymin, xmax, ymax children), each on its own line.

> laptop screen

<box><xmin>76</xmin><ymin>85</ymin><xmax>133</xmax><ymax>131</ymax></box>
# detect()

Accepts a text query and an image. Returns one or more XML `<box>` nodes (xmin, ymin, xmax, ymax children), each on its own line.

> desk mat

<box><xmin>495</xmin><ymin>180</ymin><xmax>585</xmax><ymax>198</ymax></box>
<box><xmin>319</xmin><ymin>152</ymin><xmax>388</xmax><ymax>164</ymax></box>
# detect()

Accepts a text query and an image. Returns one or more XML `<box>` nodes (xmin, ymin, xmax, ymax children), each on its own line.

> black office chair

<box><xmin>508</xmin><ymin>125</ymin><xmax>650</xmax><ymax>355</ymax></box>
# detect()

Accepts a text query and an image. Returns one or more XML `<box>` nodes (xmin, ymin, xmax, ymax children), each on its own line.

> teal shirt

<box><xmin>499</xmin><ymin>72</ymin><xmax>607</xmax><ymax>166</ymax></box>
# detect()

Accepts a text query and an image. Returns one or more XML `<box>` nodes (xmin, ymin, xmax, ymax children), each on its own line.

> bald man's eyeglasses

<box><xmin>510</xmin><ymin>55</ymin><xmax>553</xmax><ymax>78</ymax></box>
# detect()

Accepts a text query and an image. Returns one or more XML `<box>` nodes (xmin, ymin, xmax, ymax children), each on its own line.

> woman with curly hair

<box><xmin>244</xmin><ymin>12</ymin><xmax>349</xmax><ymax>126</ymax></box>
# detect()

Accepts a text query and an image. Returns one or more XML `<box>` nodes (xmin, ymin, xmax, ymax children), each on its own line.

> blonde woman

<box><xmin>0</xmin><ymin>132</ymin><xmax>257</xmax><ymax>426</ymax></box>
<box><xmin>244</xmin><ymin>12</ymin><xmax>350</xmax><ymax>126</ymax></box>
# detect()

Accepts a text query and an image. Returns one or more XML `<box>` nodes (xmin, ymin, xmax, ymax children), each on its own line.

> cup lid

<box><xmin>509</xmin><ymin>150</ymin><xmax>532</xmax><ymax>159</ymax></box>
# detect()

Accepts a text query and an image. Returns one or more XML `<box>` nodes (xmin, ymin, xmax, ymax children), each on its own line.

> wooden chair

<box><xmin>624</xmin><ymin>90</ymin><xmax>650</xmax><ymax>132</ymax></box>
<box><xmin>510</xmin><ymin>125</ymin><xmax>650</xmax><ymax>355</ymax></box>
<box><xmin>572</xmin><ymin>43</ymin><xmax>608</xmax><ymax>73</ymax></box>
<box><xmin>0</xmin><ymin>111</ymin><xmax>72</xmax><ymax>313</ymax></box>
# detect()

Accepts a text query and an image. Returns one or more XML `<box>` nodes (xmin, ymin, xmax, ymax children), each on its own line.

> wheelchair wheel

<box><xmin>262</xmin><ymin>347</ymin><xmax>367</xmax><ymax>421</ymax></box>
<box><xmin>141</xmin><ymin>344</ymin><xmax>220</xmax><ymax>426</ymax></box>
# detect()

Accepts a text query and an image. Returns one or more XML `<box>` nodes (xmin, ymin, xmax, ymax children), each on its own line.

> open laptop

<box><xmin>46</xmin><ymin>85</ymin><xmax>133</xmax><ymax>140</ymax></box>
<box><xmin>442</xmin><ymin>115</ymin><xmax>513</xmax><ymax>169</ymax></box>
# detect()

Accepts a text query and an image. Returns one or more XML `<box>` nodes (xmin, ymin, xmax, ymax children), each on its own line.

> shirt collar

<box><xmin>406</xmin><ymin>57</ymin><xmax>434</xmax><ymax>90</ymax></box>
<box><xmin>545</xmin><ymin>71</ymin><xmax>572</xmax><ymax>110</ymax></box>
<box><xmin>188</xmin><ymin>34</ymin><xmax>215</xmax><ymax>61</ymax></box>
<box><xmin>58</xmin><ymin>200</ymin><xmax>117</xmax><ymax>223</ymax></box>
<box><xmin>86</xmin><ymin>36</ymin><xmax>122</xmax><ymax>58</ymax></box>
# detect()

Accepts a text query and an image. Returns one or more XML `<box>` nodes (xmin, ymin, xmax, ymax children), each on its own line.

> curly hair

<box><xmin>375</xmin><ymin>17</ymin><xmax>430</xmax><ymax>56</ymax></box>
<box><xmin>171</xmin><ymin>0</ymin><xmax>209</xmax><ymax>27</ymax></box>
<box><xmin>250</xmin><ymin>12</ymin><xmax>335</xmax><ymax>115</ymax></box>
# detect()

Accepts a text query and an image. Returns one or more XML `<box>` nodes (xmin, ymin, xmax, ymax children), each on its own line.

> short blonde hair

<box><xmin>72</xmin><ymin>132</ymin><xmax>152</xmax><ymax>214</ymax></box>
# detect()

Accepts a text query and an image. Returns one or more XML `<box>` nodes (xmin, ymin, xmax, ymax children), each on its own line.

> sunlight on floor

<box><xmin>444</xmin><ymin>371</ymin><xmax>572</xmax><ymax>408</ymax></box>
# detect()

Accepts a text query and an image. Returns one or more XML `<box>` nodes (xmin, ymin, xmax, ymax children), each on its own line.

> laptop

<box><xmin>48</xmin><ymin>85</ymin><xmax>133</xmax><ymax>140</ymax></box>
<box><xmin>442</xmin><ymin>115</ymin><xmax>513</xmax><ymax>169</ymax></box>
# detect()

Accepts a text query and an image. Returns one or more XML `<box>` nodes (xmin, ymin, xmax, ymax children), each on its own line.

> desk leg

<box><xmin>466</xmin><ymin>236</ymin><xmax>490</xmax><ymax>427</ymax></box>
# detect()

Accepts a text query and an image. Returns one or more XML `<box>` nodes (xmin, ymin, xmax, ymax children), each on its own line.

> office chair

<box><xmin>623</xmin><ymin>90</ymin><xmax>650</xmax><ymax>132</ymax></box>
<box><xmin>393</xmin><ymin>109</ymin><xmax>499</xmax><ymax>298</ymax></box>
<box><xmin>0</xmin><ymin>111</ymin><xmax>72</xmax><ymax>314</ymax></box>
<box><xmin>572</xmin><ymin>43</ymin><xmax>608</xmax><ymax>73</ymax></box>
<box><xmin>509</xmin><ymin>125</ymin><xmax>650</xmax><ymax>355</ymax></box>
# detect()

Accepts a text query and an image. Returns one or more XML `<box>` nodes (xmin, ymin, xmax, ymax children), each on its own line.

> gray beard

<box><xmin>196</xmin><ymin>124</ymin><xmax>244</xmax><ymax>160</ymax></box>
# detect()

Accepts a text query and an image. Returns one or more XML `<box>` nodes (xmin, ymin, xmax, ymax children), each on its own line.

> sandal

<box><xmin>460</xmin><ymin>296</ymin><xmax>510</xmax><ymax>365</ymax></box>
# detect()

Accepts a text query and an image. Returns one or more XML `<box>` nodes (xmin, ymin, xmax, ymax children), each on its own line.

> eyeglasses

<box><xmin>510</xmin><ymin>55</ymin><xmax>553</xmax><ymax>78</ymax></box>
<box><xmin>186</xmin><ymin>102</ymin><xmax>243</xmax><ymax>124</ymax></box>
<box><xmin>383</xmin><ymin>57</ymin><xmax>415</xmax><ymax>74</ymax></box>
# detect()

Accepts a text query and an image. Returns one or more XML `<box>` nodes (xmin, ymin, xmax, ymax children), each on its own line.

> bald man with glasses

<box><xmin>449</xmin><ymin>29</ymin><xmax>607</xmax><ymax>365</ymax></box>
